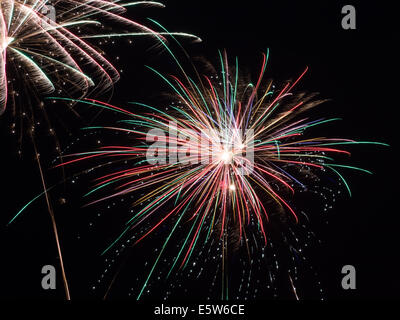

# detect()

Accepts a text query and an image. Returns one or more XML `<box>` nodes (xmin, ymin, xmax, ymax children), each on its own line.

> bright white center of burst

<box><xmin>219</xmin><ymin>150</ymin><xmax>233</xmax><ymax>164</ymax></box>
<box><xmin>229</xmin><ymin>184</ymin><xmax>236</xmax><ymax>191</ymax></box>
<box><xmin>1</xmin><ymin>37</ymin><xmax>14</xmax><ymax>52</ymax></box>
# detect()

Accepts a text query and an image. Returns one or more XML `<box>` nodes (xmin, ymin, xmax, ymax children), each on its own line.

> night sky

<box><xmin>0</xmin><ymin>0</ymin><xmax>397</xmax><ymax>304</ymax></box>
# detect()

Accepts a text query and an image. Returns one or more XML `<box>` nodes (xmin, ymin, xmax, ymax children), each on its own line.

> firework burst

<box><xmin>54</xmin><ymin>49</ymin><xmax>387</xmax><ymax>299</ymax></box>
<box><xmin>0</xmin><ymin>0</ymin><xmax>199</xmax><ymax>133</ymax></box>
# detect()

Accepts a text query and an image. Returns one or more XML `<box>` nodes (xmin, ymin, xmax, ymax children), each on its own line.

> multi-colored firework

<box><xmin>55</xmin><ymin>49</ymin><xmax>387</xmax><ymax>299</ymax></box>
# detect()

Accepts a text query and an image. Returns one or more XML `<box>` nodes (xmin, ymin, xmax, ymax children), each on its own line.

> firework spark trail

<box><xmin>31</xmin><ymin>135</ymin><xmax>71</xmax><ymax>299</ymax></box>
<box><xmin>52</xmin><ymin>49</ymin><xmax>388</xmax><ymax>299</ymax></box>
<box><xmin>3</xmin><ymin>1</ymin><xmax>199</xmax><ymax>300</ymax></box>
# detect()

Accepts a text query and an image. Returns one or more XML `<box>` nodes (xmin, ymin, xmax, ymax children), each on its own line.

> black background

<box><xmin>0</xmin><ymin>0</ymin><xmax>397</xmax><ymax>302</ymax></box>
